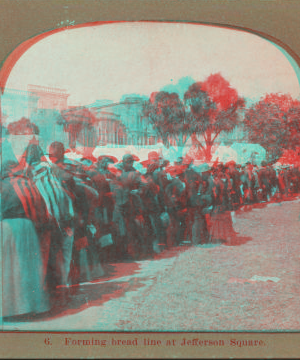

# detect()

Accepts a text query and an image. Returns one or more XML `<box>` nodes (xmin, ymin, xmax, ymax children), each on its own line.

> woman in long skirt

<box><xmin>2</xmin><ymin>219</ymin><xmax>50</xmax><ymax>317</ymax></box>
<box><xmin>1</xmin><ymin>161</ymin><xmax>50</xmax><ymax>318</ymax></box>
<box><xmin>210</xmin><ymin>165</ymin><xmax>237</xmax><ymax>244</ymax></box>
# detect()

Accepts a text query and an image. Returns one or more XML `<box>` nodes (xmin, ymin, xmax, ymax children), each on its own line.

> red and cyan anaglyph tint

<box><xmin>1</xmin><ymin>21</ymin><xmax>300</xmax><ymax>331</ymax></box>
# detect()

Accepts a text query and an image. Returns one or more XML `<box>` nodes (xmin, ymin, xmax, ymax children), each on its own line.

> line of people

<box><xmin>1</xmin><ymin>138</ymin><xmax>299</xmax><ymax>319</ymax></box>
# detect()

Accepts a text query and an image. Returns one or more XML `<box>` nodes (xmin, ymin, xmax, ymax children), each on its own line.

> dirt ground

<box><xmin>4</xmin><ymin>197</ymin><xmax>300</xmax><ymax>331</ymax></box>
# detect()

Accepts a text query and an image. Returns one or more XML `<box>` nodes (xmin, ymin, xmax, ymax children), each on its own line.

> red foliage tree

<box><xmin>7</xmin><ymin>117</ymin><xmax>39</xmax><ymax>135</ymax></box>
<box><xmin>60</xmin><ymin>107</ymin><xmax>96</xmax><ymax>148</ymax></box>
<box><xmin>184</xmin><ymin>73</ymin><xmax>245</xmax><ymax>161</ymax></box>
<box><xmin>244</xmin><ymin>93</ymin><xmax>300</xmax><ymax>161</ymax></box>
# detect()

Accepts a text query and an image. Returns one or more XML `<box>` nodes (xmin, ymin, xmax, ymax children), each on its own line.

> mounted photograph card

<box><xmin>1</xmin><ymin>0</ymin><xmax>300</xmax><ymax>358</ymax></box>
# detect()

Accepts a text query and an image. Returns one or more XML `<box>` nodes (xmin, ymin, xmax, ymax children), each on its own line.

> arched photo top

<box><xmin>1</xmin><ymin>21</ymin><xmax>300</xmax><ymax>106</ymax></box>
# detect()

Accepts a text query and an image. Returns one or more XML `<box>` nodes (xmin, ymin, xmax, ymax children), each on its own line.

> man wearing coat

<box><xmin>116</xmin><ymin>154</ymin><xmax>146</xmax><ymax>259</ymax></box>
<box><xmin>190</xmin><ymin>163</ymin><xmax>213</xmax><ymax>245</ymax></box>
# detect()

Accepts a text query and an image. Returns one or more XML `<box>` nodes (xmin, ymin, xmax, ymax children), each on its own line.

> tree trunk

<box><xmin>204</xmin><ymin>130</ymin><xmax>213</xmax><ymax>162</ymax></box>
<box><xmin>205</xmin><ymin>146</ymin><xmax>213</xmax><ymax>162</ymax></box>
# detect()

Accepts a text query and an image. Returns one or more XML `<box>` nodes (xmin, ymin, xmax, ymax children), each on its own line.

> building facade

<box><xmin>1</xmin><ymin>85</ymin><xmax>70</xmax><ymax>150</ymax></box>
<box><xmin>1</xmin><ymin>88</ymin><xmax>39</xmax><ymax>124</ymax></box>
<box><xmin>86</xmin><ymin>96</ymin><xmax>158</xmax><ymax>147</ymax></box>
<box><xmin>1</xmin><ymin>87</ymin><xmax>246</xmax><ymax>151</ymax></box>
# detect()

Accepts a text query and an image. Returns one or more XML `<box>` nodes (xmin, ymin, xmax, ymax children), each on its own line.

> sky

<box><xmin>5</xmin><ymin>22</ymin><xmax>300</xmax><ymax>106</ymax></box>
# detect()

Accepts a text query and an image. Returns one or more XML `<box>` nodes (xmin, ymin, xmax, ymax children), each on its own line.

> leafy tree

<box><xmin>7</xmin><ymin>117</ymin><xmax>39</xmax><ymax>135</ymax></box>
<box><xmin>184</xmin><ymin>73</ymin><xmax>245</xmax><ymax>161</ymax></box>
<box><xmin>59</xmin><ymin>107</ymin><xmax>96</xmax><ymax>148</ymax></box>
<box><xmin>143</xmin><ymin>91</ymin><xmax>194</xmax><ymax>148</ymax></box>
<box><xmin>244</xmin><ymin>93</ymin><xmax>300</xmax><ymax>161</ymax></box>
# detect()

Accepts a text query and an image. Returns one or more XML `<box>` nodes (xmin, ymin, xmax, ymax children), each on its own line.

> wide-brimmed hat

<box><xmin>140</xmin><ymin>151</ymin><xmax>160</xmax><ymax>167</ymax></box>
<box><xmin>97</xmin><ymin>155</ymin><xmax>118</xmax><ymax>164</ymax></box>
<box><xmin>80</xmin><ymin>155</ymin><xmax>97</xmax><ymax>163</ymax></box>
<box><xmin>122</xmin><ymin>153</ymin><xmax>140</xmax><ymax>163</ymax></box>
<box><xmin>165</xmin><ymin>164</ymin><xmax>187</xmax><ymax>177</ymax></box>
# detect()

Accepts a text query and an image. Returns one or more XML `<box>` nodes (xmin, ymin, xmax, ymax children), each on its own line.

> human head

<box><xmin>215</xmin><ymin>163</ymin><xmax>225</xmax><ymax>178</ymax></box>
<box><xmin>80</xmin><ymin>158</ymin><xmax>93</xmax><ymax>167</ymax></box>
<box><xmin>122</xmin><ymin>153</ymin><xmax>139</xmax><ymax>171</ymax></box>
<box><xmin>148</xmin><ymin>151</ymin><xmax>160</xmax><ymax>165</ymax></box>
<box><xmin>49</xmin><ymin>142</ymin><xmax>65</xmax><ymax>163</ymax></box>
<box><xmin>25</xmin><ymin>142</ymin><xmax>44</xmax><ymax>166</ymax></box>
<box><xmin>261</xmin><ymin>160</ymin><xmax>267</xmax><ymax>167</ymax></box>
<box><xmin>174</xmin><ymin>157</ymin><xmax>183</xmax><ymax>166</ymax></box>
<box><xmin>226</xmin><ymin>160</ymin><xmax>236</xmax><ymax>171</ymax></box>
<box><xmin>97</xmin><ymin>155</ymin><xmax>118</xmax><ymax>170</ymax></box>
<box><xmin>161</xmin><ymin>159</ymin><xmax>170</xmax><ymax>169</ymax></box>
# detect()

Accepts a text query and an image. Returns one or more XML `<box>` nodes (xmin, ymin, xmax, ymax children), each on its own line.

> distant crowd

<box><xmin>1</xmin><ymin>138</ymin><xmax>299</xmax><ymax>319</ymax></box>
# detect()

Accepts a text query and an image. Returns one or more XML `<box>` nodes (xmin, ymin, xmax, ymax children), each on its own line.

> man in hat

<box><xmin>115</xmin><ymin>153</ymin><xmax>148</xmax><ymax>259</ymax></box>
<box><xmin>225</xmin><ymin>160</ymin><xmax>242</xmax><ymax>209</ymax></box>
<box><xmin>140</xmin><ymin>163</ymin><xmax>164</xmax><ymax>255</ymax></box>
<box><xmin>164</xmin><ymin>164</ymin><xmax>188</xmax><ymax>247</ymax></box>
<box><xmin>95</xmin><ymin>155</ymin><xmax>118</xmax><ymax>176</ymax></box>
<box><xmin>242</xmin><ymin>162</ymin><xmax>255</xmax><ymax>204</ymax></box>
<box><xmin>86</xmin><ymin>155</ymin><xmax>118</xmax><ymax>260</ymax></box>
<box><xmin>179</xmin><ymin>156</ymin><xmax>200</xmax><ymax>243</ymax></box>
<box><xmin>48</xmin><ymin>142</ymin><xmax>99</xmax><ymax>293</ymax></box>
<box><xmin>189</xmin><ymin>163</ymin><xmax>213</xmax><ymax>245</ymax></box>
<box><xmin>289</xmin><ymin>163</ymin><xmax>300</xmax><ymax>194</ymax></box>
<box><xmin>117</xmin><ymin>153</ymin><xmax>139</xmax><ymax>173</ymax></box>
<box><xmin>141</xmin><ymin>151</ymin><xmax>160</xmax><ymax>167</ymax></box>
<box><xmin>258</xmin><ymin>160</ymin><xmax>272</xmax><ymax>202</ymax></box>
<box><xmin>147</xmin><ymin>152</ymin><xmax>170</xmax><ymax>211</ymax></box>
<box><xmin>267</xmin><ymin>162</ymin><xmax>279</xmax><ymax>198</ymax></box>
<box><xmin>43</xmin><ymin>142</ymin><xmax>77</xmax><ymax>303</ymax></box>
<box><xmin>87</xmin><ymin>154</ymin><xmax>118</xmax><ymax>227</ymax></box>
<box><xmin>139</xmin><ymin>152</ymin><xmax>170</xmax><ymax>252</ymax></box>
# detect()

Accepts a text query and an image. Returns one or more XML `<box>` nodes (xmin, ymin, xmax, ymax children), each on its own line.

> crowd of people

<box><xmin>1</xmin><ymin>137</ymin><xmax>300</xmax><ymax>319</ymax></box>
